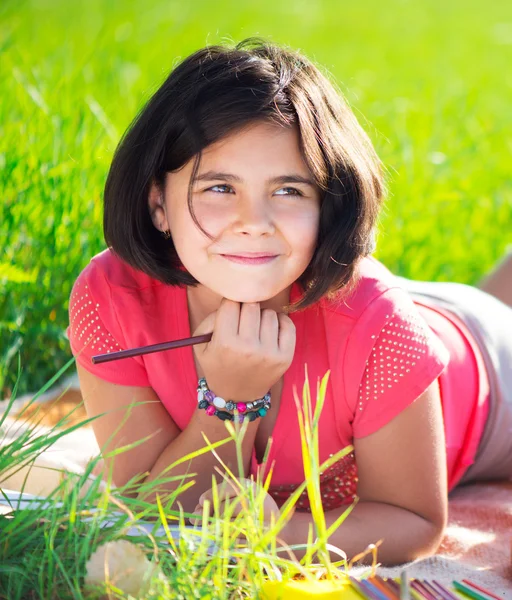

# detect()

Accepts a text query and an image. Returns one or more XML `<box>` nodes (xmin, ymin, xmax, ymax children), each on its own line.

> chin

<box><xmin>222</xmin><ymin>291</ymin><xmax>274</xmax><ymax>304</ymax></box>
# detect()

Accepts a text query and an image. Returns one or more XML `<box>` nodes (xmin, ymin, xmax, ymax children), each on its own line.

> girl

<box><xmin>67</xmin><ymin>38</ymin><xmax>512</xmax><ymax>566</ymax></box>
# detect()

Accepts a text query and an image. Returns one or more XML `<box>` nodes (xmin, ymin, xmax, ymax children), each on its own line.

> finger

<box><xmin>212</xmin><ymin>298</ymin><xmax>241</xmax><ymax>345</ymax></box>
<box><xmin>237</xmin><ymin>302</ymin><xmax>261</xmax><ymax>342</ymax></box>
<box><xmin>191</xmin><ymin>500</ymin><xmax>241</xmax><ymax>525</ymax></box>
<box><xmin>277</xmin><ymin>312</ymin><xmax>296</xmax><ymax>355</ymax></box>
<box><xmin>199</xmin><ymin>482</ymin><xmax>240</xmax><ymax>506</ymax></box>
<box><xmin>259</xmin><ymin>309</ymin><xmax>279</xmax><ymax>351</ymax></box>
<box><xmin>191</xmin><ymin>310</ymin><xmax>216</xmax><ymax>338</ymax></box>
<box><xmin>191</xmin><ymin>311</ymin><xmax>217</xmax><ymax>359</ymax></box>
<box><xmin>188</xmin><ymin>504</ymin><xmax>204</xmax><ymax>526</ymax></box>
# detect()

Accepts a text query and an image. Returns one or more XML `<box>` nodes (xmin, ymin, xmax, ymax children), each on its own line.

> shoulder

<box><xmin>68</xmin><ymin>248</ymin><xmax>180</xmax><ymax>365</ymax></box>
<box><xmin>320</xmin><ymin>256</ymin><xmax>405</xmax><ymax>321</ymax></box>
<box><xmin>84</xmin><ymin>248</ymin><xmax>163</xmax><ymax>291</ymax></box>
<box><xmin>71</xmin><ymin>247</ymin><xmax>165</xmax><ymax>302</ymax></box>
<box><xmin>69</xmin><ymin>248</ymin><xmax>170</xmax><ymax>345</ymax></box>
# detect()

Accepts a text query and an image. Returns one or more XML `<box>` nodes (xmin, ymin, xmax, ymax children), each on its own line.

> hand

<box><xmin>192</xmin><ymin>299</ymin><xmax>296</xmax><ymax>402</ymax></box>
<box><xmin>189</xmin><ymin>477</ymin><xmax>281</xmax><ymax>526</ymax></box>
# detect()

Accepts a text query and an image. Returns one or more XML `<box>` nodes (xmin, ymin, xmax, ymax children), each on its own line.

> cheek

<box><xmin>290</xmin><ymin>210</ymin><xmax>320</xmax><ymax>249</ymax></box>
<box><xmin>194</xmin><ymin>203</ymin><xmax>231</xmax><ymax>232</ymax></box>
<box><xmin>178</xmin><ymin>199</ymin><xmax>229</xmax><ymax>241</ymax></box>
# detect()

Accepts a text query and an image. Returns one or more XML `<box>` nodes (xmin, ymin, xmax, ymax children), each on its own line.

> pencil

<box><xmin>370</xmin><ymin>576</ymin><xmax>400</xmax><ymax>600</ymax></box>
<box><xmin>452</xmin><ymin>581</ymin><xmax>492</xmax><ymax>600</ymax></box>
<box><xmin>386</xmin><ymin>579</ymin><xmax>404</xmax><ymax>598</ymax></box>
<box><xmin>91</xmin><ymin>333</ymin><xmax>213</xmax><ymax>364</ymax></box>
<box><xmin>349</xmin><ymin>576</ymin><xmax>381</xmax><ymax>600</ymax></box>
<box><xmin>411</xmin><ymin>580</ymin><xmax>436</xmax><ymax>600</ymax></box>
<box><xmin>421</xmin><ymin>580</ymin><xmax>450</xmax><ymax>600</ymax></box>
<box><xmin>362</xmin><ymin>579</ymin><xmax>392</xmax><ymax>600</ymax></box>
<box><xmin>401</xmin><ymin>583</ymin><xmax>425</xmax><ymax>600</ymax></box>
<box><xmin>431</xmin><ymin>581</ymin><xmax>460</xmax><ymax>600</ymax></box>
<box><xmin>461</xmin><ymin>579</ymin><xmax>502</xmax><ymax>600</ymax></box>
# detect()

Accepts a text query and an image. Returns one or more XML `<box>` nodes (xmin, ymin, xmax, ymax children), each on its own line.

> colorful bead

<box><xmin>216</xmin><ymin>411</ymin><xmax>233</xmax><ymax>421</ymax></box>
<box><xmin>213</xmin><ymin>396</ymin><xmax>226</xmax><ymax>409</ymax></box>
<box><xmin>196</xmin><ymin>377</ymin><xmax>271</xmax><ymax>422</ymax></box>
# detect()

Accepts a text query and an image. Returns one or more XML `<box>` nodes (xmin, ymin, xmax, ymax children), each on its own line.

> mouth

<box><xmin>220</xmin><ymin>254</ymin><xmax>279</xmax><ymax>265</ymax></box>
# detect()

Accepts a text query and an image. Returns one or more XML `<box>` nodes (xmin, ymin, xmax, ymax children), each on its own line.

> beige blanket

<box><xmin>362</xmin><ymin>481</ymin><xmax>512</xmax><ymax>597</ymax></box>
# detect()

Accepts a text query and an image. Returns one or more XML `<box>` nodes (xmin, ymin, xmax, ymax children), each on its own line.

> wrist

<box><xmin>196</xmin><ymin>377</ymin><xmax>271</xmax><ymax>423</ymax></box>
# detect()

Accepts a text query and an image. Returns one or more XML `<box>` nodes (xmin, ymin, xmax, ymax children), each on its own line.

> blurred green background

<box><xmin>1</xmin><ymin>0</ymin><xmax>511</xmax><ymax>398</ymax></box>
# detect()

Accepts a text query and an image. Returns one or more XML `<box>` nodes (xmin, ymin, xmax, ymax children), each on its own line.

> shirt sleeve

<box><xmin>350</xmin><ymin>288</ymin><xmax>449</xmax><ymax>439</ymax></box>
<box><xmin>66</xmin><ymin>261</ymin><xmax>151</xmax><ymax>387</ymax></box>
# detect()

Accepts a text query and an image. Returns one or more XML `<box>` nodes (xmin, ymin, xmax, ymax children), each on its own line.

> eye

<box><xmin>207</xmin><ymin>184</ymin><xmax>233</xmax><ymax>194</ymax></box>
<box><xmin>274</xmin><ymin>187</ymin><xmax>303</xmax><ymax>197</ymax></box>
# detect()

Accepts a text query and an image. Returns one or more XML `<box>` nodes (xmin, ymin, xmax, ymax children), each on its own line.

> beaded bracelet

<box><xmin>196</xmin><ymin>377</ymin><xmax>271</xmax><ymax>423</ymax></box>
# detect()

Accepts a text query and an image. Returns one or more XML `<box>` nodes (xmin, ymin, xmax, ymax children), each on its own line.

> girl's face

<box><xmin>149</xmin><ymin>121</ymin><xmax>322</xmax><ymax>307</ymax></box>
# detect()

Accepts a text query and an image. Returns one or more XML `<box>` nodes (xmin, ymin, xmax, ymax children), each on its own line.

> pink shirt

<box><xmin>67</xmin><ymin>249</ymin><xmax>490</xmax><ymax>511</ymax></box>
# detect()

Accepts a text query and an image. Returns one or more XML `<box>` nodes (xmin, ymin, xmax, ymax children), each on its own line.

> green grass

<box><xmin>1</xmin><ymin>0</ymin><xmax>511</xmax><ymax>395</ymax></box>
<box><xmin>0</xmin><ymin>364</ymin><xmax>366</xmax><ymax>599</ymax></box>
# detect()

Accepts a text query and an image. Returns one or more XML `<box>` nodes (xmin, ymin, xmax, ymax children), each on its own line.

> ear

<box><xmin>148</xmin><ymin>179</ymin><xmax>168</xmax><ymax>232</ymax></box>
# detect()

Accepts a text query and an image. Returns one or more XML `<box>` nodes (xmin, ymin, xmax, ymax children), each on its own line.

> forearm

<box><xmin>280</xmin><ymin>500</ymin><xmax>445</xmax><ymax>566</ymax></box>
<box><xmin>139</xmin><ymin>410</ymin><xmax>260</xmax><ymax>512</ymax></box>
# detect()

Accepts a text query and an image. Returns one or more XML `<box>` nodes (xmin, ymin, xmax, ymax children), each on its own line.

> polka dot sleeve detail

<box><xmin>67</xmin><ymin>266</ymin><xmax>150</xmax><ymax>387</ymax></box>
<box><xmin>69</xmin><ymin>277</ymin><xmax>122</xmax><ymax>355</ymax></box>
<box><xmin>353</xmin><ymin>304</ymin><xmax>448</xmax><ymax>438</ymax></box>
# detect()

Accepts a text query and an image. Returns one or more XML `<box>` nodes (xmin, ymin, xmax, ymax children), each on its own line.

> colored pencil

<box><xmin>91</xmin><ymin>332</ymin><xmax>213</xmax><ymax>364</ymax></box>
<box><xmin>362</xmin><ymin>579</ymin><xmax>393</xmax><ymax>600</ymax></box>
<box><xmin>386</xmin><ymin>579</ymin><xmax>404</xmax><ymax>598</ymax></box>
<box><xmin>411</xmin><ymin>580</ymin><xmax>436</xmax><ymax>600</ymax></box>
<box><xmin>371</xmin><ymin>576</ymin><xmax>401</xmax><ymax>600</ymax></box>
<box><xmin>349</xmin><ymin>576</ymin><xmax>381</xmax><ymax>600</ymax></box>
<box><xmin>462</xmin><ymin>579</ymin><xmax>502</xmax><ymax>600</ymax></box>
<box><xmin>392</xmin><ymin>578</ymin><xmax>423</xmax><ymax>600</ymax></box>
<box><xmin>421</xmin><ymin>580</ymin><xmax>450</xmax><ymax>600</ymax></box>
<box><xmin>431</xmin><ymin>580</ymin><xmax>460</xmax><ymax>600</ymax></box>
<box><xmin>452</xmin><ymin>581</ymin><xmax>492</xmax><ymax>600</ymax></box>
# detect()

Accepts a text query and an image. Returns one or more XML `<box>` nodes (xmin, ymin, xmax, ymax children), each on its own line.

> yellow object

<box><xmin>260</xmin><ymin>578</ymin><xmax>364</xmax><ymax>599</ymax></box>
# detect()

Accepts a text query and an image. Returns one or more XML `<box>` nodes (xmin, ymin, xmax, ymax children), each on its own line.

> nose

<box><xmin>233</xmin><ymin>197</ymin><xmax>276</xmax><ymax>236</ymax></box>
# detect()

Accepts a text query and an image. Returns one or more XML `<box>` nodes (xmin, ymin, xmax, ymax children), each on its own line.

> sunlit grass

<box><xmin>0</xmin><ymin>362</ymin><xmax>378</xmax><ymax>599</ymax></box>
<box><xmin>1</xmin><ymin>1</ymin><xmax>511</xmax><ymax>406</ymax></box>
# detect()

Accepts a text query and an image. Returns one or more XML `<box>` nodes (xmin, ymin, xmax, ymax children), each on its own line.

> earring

<box><xmin>162</xmin><ymin>229</ymin><xmax>171</xmax><ymax>240</ymax></box>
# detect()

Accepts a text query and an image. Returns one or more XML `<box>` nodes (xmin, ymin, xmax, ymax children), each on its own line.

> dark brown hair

<box><xmin>103</xmin><ymin>37</ymin><xmax>386</xmax><ymax>312</ymax></box>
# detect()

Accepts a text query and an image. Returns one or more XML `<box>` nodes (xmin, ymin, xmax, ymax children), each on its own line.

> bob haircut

<box><xmin>104</xmin><ymin>37</ymin><xmax>386</xmax><ymax>313</ymax></box>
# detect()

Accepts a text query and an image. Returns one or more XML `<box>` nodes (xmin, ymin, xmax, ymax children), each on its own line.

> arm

<box><xmin>280</xmin><ymin>379</ymin><xmax>448</xmax><ymax>565</ymax></box>
<box><xmin>76</xmin><ymin>363</ymin><xmax>260</xmax><ymax>513</ymax></box>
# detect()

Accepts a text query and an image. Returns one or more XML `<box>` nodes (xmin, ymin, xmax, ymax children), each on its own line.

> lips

<box><xmin>220</xmin><ymin>254</ymin><xmax>278</xmax><ymax>265</ymax></box>
<box><xmin>221</xmin><ymin>253</ymin><xmax>278</xmax><ymax>258</ymax></box>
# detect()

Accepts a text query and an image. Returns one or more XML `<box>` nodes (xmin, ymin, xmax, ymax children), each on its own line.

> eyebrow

<box><xmin>194</xmin><ymin>170</ymin><xmax>316</xmax><ymax>187</ymax></box>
